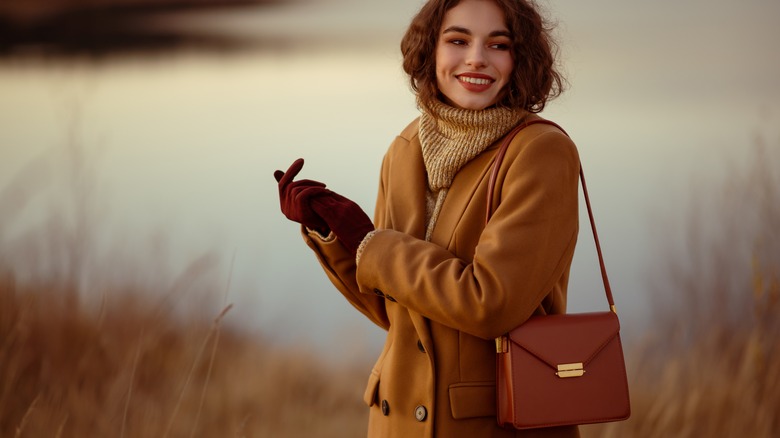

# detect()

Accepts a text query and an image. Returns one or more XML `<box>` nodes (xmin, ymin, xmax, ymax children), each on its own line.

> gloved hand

<box><xmin>274</xmin><ymin>158</ymin><xmax>330</xmax><ymax>235</ymax></box>
<box><xmin>311</xmin><ymin>191</ymin><xmax>375</xmax><ymax>255</ymax></box>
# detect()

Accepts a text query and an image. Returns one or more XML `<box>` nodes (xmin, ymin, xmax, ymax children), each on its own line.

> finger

<box><xmin>274</xmin><ymin>170</ymin><xmax>284</xmax><ymax>182</ymax></box>
<box><xmin>277</xmin><ymin>158</ymin><xmax>305</xmax><ymax>188</ymax></box>
<box><xmin>291</xmin><ymin>186</ymin><xmax>330</xmax><ymax>204</ymax></box>
<box><xmin>283</xmin><ymin>181</ymin><xmax>327</xmax><ymax>202</ymax></box>
<box><xmin>291</xmin><ymin>179</ymin><xmax>327</xmax><ymax>189</ymax></box>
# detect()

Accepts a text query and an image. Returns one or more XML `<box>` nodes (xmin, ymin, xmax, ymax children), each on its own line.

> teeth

<box><xmin>459</xmin><ymin>76</ymin><xmax>492</xmax><ymax>85</ymax></box>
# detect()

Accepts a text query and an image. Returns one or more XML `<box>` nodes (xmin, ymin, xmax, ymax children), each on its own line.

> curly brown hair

<box><xmin>400</xmin><ymin>0</ymin><xmax>564</xmax><ymax>114</ymax></box>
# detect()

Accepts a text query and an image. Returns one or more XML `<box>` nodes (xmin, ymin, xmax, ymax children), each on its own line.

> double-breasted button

<box><xmin>373</xmin><ymin>288</ymin><xmax>385</xmax><ymax>298</ymax></box>
<box><xmin>381</xmin><ymin>400</ymin><xmax>390</xmax><ymax>416</ymax></box>
<box><xmin>417</xmin><ymin>340</ymin><xmax>426</xmax><ymax>353</ymax></box>
<box><xmin>414</xmin><ymin>405</ymin><xmax>428</xmax><ymax>422</ymax></box>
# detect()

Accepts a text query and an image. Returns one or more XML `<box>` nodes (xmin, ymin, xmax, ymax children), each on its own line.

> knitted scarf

<box><xmin>419</xmin><ymin>98</ymin><xmax>526</xmax><ymax>241</ymax></box>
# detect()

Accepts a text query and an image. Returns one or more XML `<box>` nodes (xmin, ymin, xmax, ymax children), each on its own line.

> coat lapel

<box><xmin>386</xmin><ymin>136</ymin><xmax>428</xmax><ymax>240</ymax></box>
<box><xmin>429</xmin><ymin>145</ymin><xmax>498</xmax><ymax>247</ymax></box>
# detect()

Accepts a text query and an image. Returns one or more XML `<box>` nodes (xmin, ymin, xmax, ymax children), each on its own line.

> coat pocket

<box><xmin>448</xmin><ymin>381</ymin><xmax>496</xmax><ymax>419</ymax></box>
<box><xmin>363</xmin><ymin>370</ymin><xmax>381</xmax><ymax>407</ymax></box>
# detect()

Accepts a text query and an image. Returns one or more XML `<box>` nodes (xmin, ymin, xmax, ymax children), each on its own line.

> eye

<box><xmin>489</xmin><ymin>42</ymin><xmax>511</xmax><ymax>51</ymax></box>
<box><xmin>447</xmin><ymin>38</ymin><xmax>468</xmax><ymax>46</ymax></box>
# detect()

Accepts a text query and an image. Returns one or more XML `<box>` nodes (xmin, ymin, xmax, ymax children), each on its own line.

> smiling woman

<box><xmin>272</xmin><ymin>0</ymin><xmax>580</xmax><ymax>436</ymax></box>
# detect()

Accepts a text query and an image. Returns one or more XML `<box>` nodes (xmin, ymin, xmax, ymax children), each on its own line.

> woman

<box><xmin>274</xmin><ymin>0</ymin><xmax>580</xmax><ymax>436</ymax></box>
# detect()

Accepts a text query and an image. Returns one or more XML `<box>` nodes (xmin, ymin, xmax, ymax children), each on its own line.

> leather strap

<box><xmin>485</xmin><ymin>120</ymin><xmax>616</xmax><ymax>311</ymax></box>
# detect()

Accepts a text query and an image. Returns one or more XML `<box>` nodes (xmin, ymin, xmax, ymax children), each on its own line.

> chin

<box><xmin>451</xmin><ymin>96</ymin><xmax>499</xmax><ymax>111</ymax></box>
<box><xmin>459</xmin><ymin>101</ymin><xmax>495</xmax><ymax>111</ymax></box>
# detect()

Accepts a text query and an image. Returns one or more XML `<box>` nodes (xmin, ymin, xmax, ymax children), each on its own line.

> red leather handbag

<box><xmin>489</xmin><ymin>120</ymin><xmax>631</xmax><ymax>429</ymax></box>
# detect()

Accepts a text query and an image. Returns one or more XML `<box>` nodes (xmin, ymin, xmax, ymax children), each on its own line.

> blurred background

<box><xmin>1</xmin><ymin>0</ymin><xmax>778</xmax><ymax>436</ymax></box>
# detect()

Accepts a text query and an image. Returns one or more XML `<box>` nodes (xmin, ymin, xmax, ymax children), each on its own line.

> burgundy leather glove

<box><xmin>274</xmin><ymin>158</ymin><xmax>330</xmax><ymax>235</ymax></box>
<box><xmin>311</xmin><ymin>191</ymin><xmax>375</xmax><ymax>255</ymax></box>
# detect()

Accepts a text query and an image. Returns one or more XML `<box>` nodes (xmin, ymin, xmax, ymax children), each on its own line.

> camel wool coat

<box><xmin>303</xmin><ymin>115</ymin><xmax>581</xmax><ymax>438</ymax></box>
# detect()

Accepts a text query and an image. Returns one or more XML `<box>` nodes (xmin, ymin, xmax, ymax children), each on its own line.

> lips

<box><xmin>457</xmin><ymin>73</ymin><xmax>495</xmax><ymax>92</ymax></box>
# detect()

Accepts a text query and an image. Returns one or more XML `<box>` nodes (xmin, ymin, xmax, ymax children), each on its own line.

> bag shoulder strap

<box><xmin>485</xmin><ymin>119</ymin><xmax>617</xmax><ymax>313</ymax></box>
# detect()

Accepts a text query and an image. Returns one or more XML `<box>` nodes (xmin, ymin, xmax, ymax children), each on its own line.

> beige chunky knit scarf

<box><xmin>419</xmin><ymin>98</ymin><xmax>526</xmax><ymax>241</ymax></box>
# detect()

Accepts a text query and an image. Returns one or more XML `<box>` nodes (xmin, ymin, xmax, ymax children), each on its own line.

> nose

<box><xmin>465</xmin><ymin>45</ymin><xmax>487</xmax><ymax>68</ymax></box>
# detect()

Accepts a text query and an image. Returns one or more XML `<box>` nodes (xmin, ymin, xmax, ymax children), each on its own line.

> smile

<box><xmin>458</xmin><ymin>76</ymin><xmax>493</xmax><ymax>85</ymax></box>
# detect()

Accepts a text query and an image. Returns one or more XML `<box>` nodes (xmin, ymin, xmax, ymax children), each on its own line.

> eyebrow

<box><xmin>442</xmin><ymin>26</ymin><xmax>512</xmax><ymax>38</ymax></box>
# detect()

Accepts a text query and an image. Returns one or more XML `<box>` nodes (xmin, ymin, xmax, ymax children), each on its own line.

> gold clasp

<box><xmin>556</xmin><ymin>363</ymin><xmax>585</xmax><ymax>378</ymax></box>
<box><xmin>495</xmin><ymin>336</ymin><xmax>505</xmax><ymax>353</ymax></box>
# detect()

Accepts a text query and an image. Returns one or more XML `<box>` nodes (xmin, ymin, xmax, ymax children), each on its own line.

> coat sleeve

<box><xmin>302</xmin><ymin>160</ymin><xmax>392</xmax><ymax>331</ymax></box>
<box><xmin>303</xmin><ymin>231</ymin><xmax>389</xmax><ymax>330</ymax></box>
<box><xmin>355</xmin><ymin>130</ymin><xmax>580</xmax><ymax>340</ymax></box>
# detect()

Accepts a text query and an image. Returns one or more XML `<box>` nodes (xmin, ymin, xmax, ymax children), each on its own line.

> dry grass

<box><xmin>0</xmin><ymin>273</ymin><xmax>369</xmax><ymax>437</ymax></box>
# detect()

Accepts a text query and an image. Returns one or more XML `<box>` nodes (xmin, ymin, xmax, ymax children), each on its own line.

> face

<box><xmin>435</xmin><ymin>0</ymin><xmax>513</xmax><ymax>111</ymax></box>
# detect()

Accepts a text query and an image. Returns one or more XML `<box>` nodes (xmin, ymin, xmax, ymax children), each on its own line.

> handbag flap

<box><xmin>507</xmin><ymin>311</ymin><xmax>621</xmax><ymax>369</ymax></box>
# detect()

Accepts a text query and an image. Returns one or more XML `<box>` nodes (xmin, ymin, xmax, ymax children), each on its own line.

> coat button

<box><xmin>417</xmin><ymin>340</ymin><xmax>425</xmax><ymax>353</ymax></box>
<box><xmin>414</xmin><ymin>405</ymin><xmax>428</xmax><ymax>422</ymax></box>
<box><xmin>373</xmin><ymin>288</ymin><xmax>385</xmax><ymax>297</ymax></box>
<box><xmin>381</xmin><ymin>400</ymin><xmax>390</xmax><ymax>416</ymax></box>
